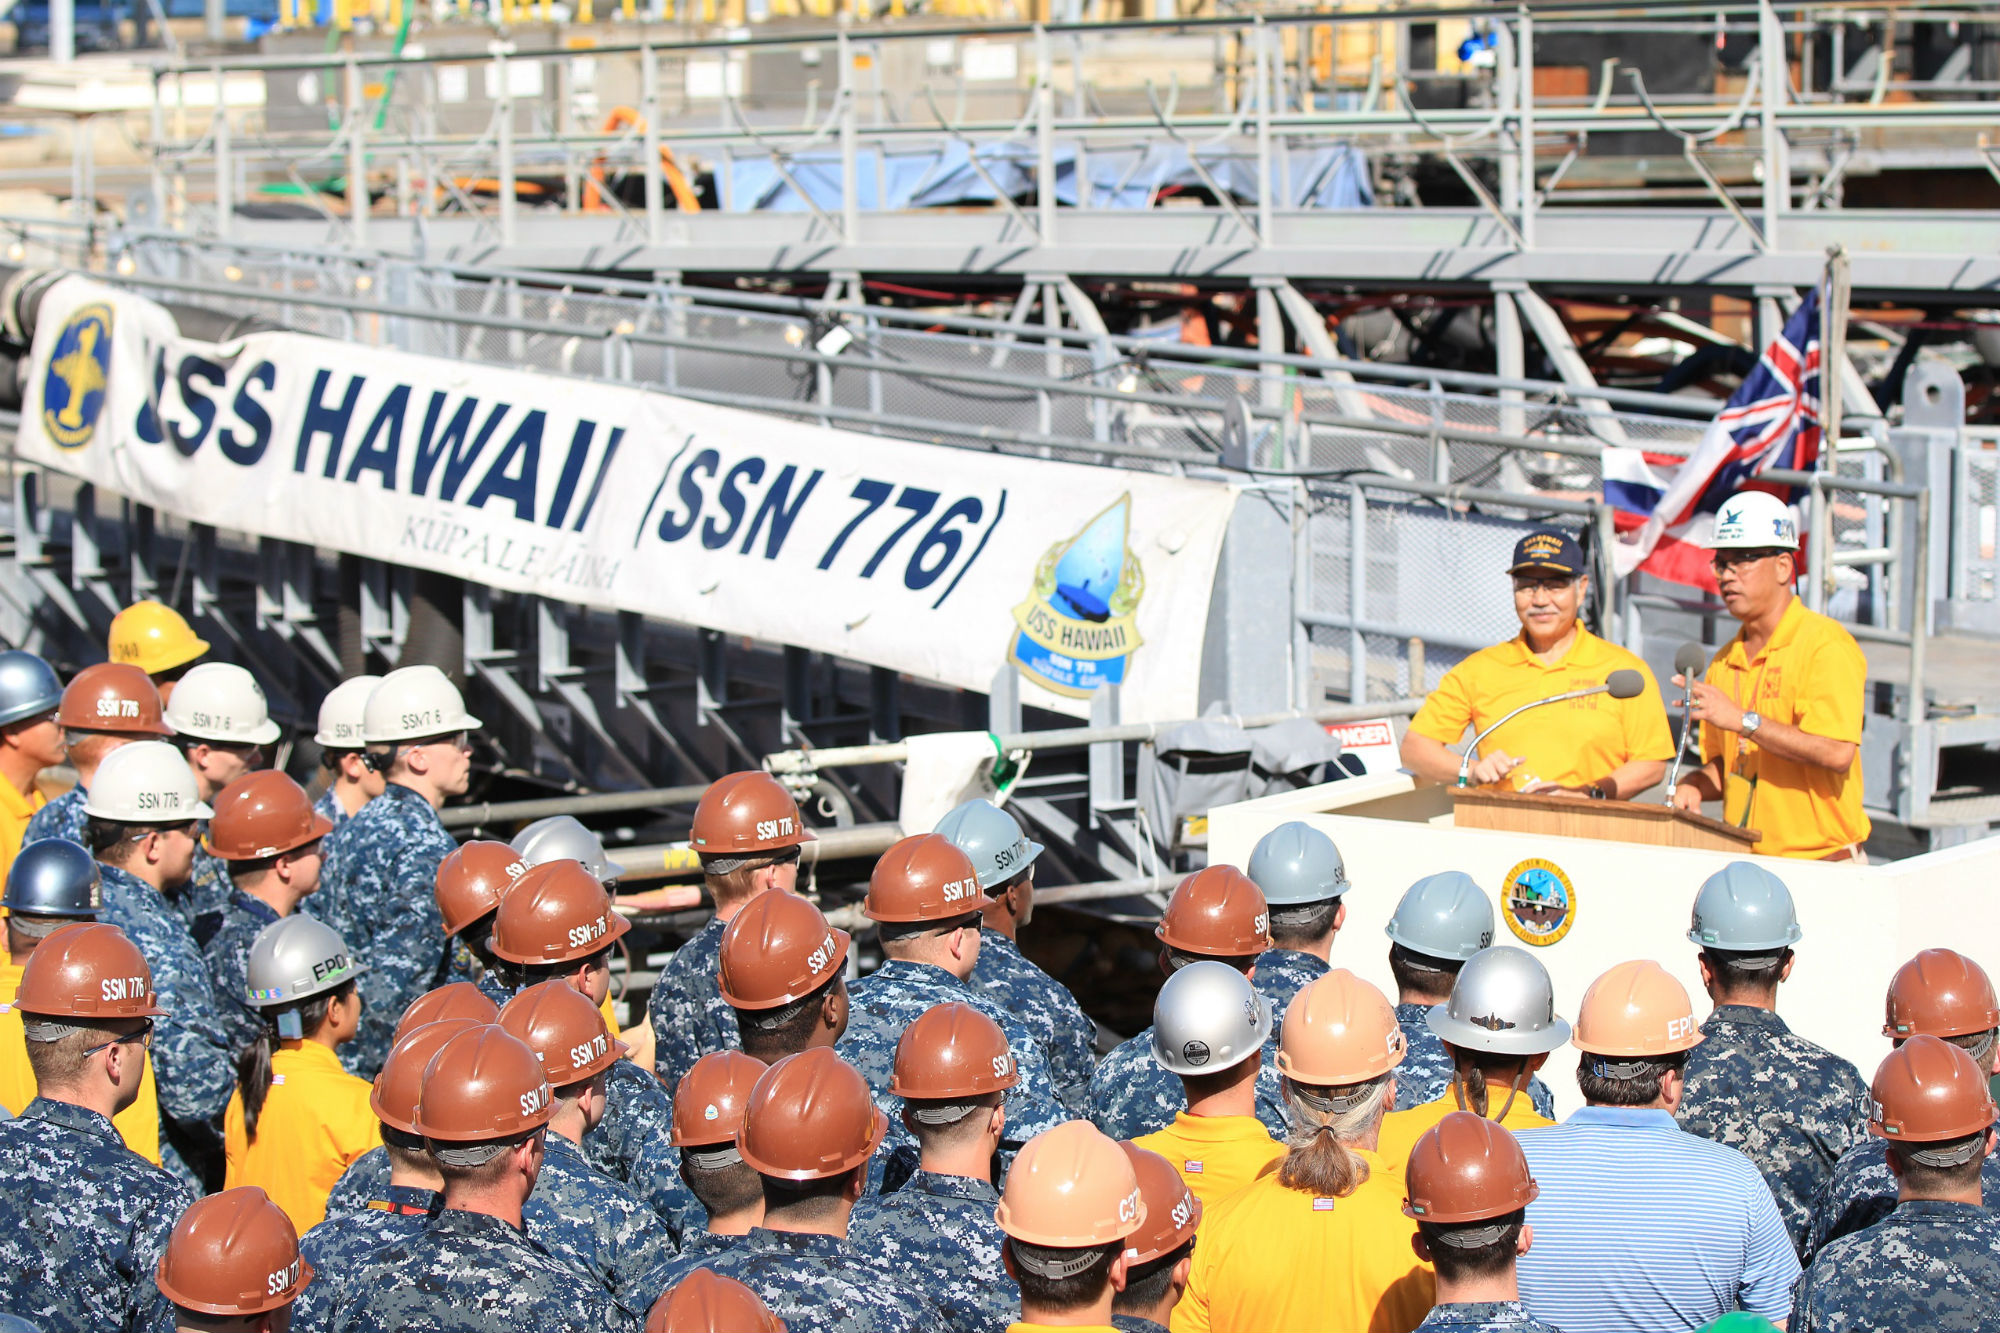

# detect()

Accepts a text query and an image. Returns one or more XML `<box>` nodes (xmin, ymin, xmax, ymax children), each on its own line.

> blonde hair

<box><xmin>1278</xmin><ymin>1073</ymin><xmax>1390</xmax><ymax>1198</ymax></box>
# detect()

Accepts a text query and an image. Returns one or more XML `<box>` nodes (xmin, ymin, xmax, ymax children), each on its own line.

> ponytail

<box><xmin>1447</xmin><ymin>1044</ymin><xmax>1527</xmax><ymax>1123</ymax></box>
<box><xmin>235</xmin><ymin>979</ymin><xmax>358</xmax><ymax>1145</ymax></box>
<box><xmin>1277</xmin><ymin>1074</ymin><xmax>1390</xmax><ymax>1199</ymax></box>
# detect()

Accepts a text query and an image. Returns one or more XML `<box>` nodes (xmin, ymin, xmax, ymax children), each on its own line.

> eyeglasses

<box><xmin>1711</xmin><ymin>549</ymin><xmax>1783</xmax><ymax>573</ymax></box>
<box><xmin>1511</xmin><ymin>576</ymin><xmax>1577</xmax><ymax>595</ymax></box>
<box><xmin>81</xmin><ymin>1018</ymin><xmax>153</xmax><ymax>1057</ymax></box>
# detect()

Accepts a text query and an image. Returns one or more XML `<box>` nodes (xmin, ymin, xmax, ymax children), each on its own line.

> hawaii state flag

<box><xmin>1605</xmin><ymin>288</ymin><xmax>1823</xmax><ymax>590</ymax></box>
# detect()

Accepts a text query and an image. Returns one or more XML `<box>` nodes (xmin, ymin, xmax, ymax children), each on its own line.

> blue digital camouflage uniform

<box><xmin>1805</xmin><ymin>1139</ymin><xmax>2000</xmax><ymax>1261</ymax></box>
<box><xmin>1793</xmin><ymin>1199</ymin><xmax>2000</xmax><ymax>1331</ymax></box>
<box><xmin>21</xmin><ymin>784</ymin><xmax>85</xmax><ymax>848</ymax></box>
<box><xmin>1111</xmin><ymin>1317</ymin><xmax>1171</xmax><ymax>1333</ymax></box>
<box><xmin>1254</xmin><ymin>948</ymin><xmax>1329</xmax><ymax>1034</ymax></box>
<box><xmin>324</xmin><ymin>1143</ymin><xmax>393</xmax><ymax>1217</ymax></box>
<box><xmin>850</xmin><ymin>1168</ymin><xmax>1016</xmax><ymax>1333</ymax></box>
<box><xmin>291</xmin><ymin>1183</ymin><xmax>440</xmax><ymax>1333</ymax></box>
<box><xmin>327</xmin><ymin>1207</ymin><xmax>629</xmax><ymax>1333</ymax></box>
<box><xmin>645</xmin><ymin>915</ymin><xmax>737</xmax><ymax>1097</ymax></box>
<box><xmin>312</xmin><ymin>787</ymin><xmax>352</xmax><ymax>833</ymax></box>
<box><xmin>1676</xmin><ymin>1004</ymin><xmax>1871</xmax><ymax>1254</ymax></box>
<box><xmin>0</xmin><ymin>1098</ymin><xmax>195</xmax><ymax>1333</ymax></box>
<box><xmin>533</xmin><ymin>1131</ymin><xmax>678</xmax><ymax>1310</ymax></box>
<box><xmin>630</xmin><ymin>1227</ymin><xmax>744</xmax><ymax>1308</ymax></box>
<box><xmin>98</xmin><ymin>861</ymin><xmax>239</xmax><ymax>1187</ymax></box>
<box><xmin>1394</xmin><ymin>1001</ymin><xmax>1556</xmax><ymax>1119</ymax></box>
<box><xmin>315</xmin><ymin>782</ymin><xmax>458</xmax><ymax>1079</ymax></box>
<box><xmin>841</xmin><ymin>960</ymin><xmax>1073</xmax><ymax>1152</ymax></box>
<box><xmin>1413</xmin><ymin>1300</ymin><xmax>1567</xmax><ymax>1331</ymax></box>
<box><xmin>184</xmin><ymin>844</ymin><xmax>234</xmax><ymax>944</ymax></box>
<box><xmin>970</xmin><ymin>928</ymin><xmax>1097</xmax><ymax>1109</ymax></box>
<box><xmin>1088</xmin><ymin>1023</ymin><xmax>1289</xmax><ymax>1140</ymax></box>
<box><xmin>199</xmin><ymin>888</ymin><xmax>283</xmax><ymax>1056</ymax></box>
<box><xmin>649</xmin><ymin>1226</ymin><xmax>939</xmax><ymax>1333</ymax></box>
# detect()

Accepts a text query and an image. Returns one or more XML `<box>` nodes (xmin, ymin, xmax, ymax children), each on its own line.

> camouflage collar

<box><xmin>1889</xmin><ymin>1198</ymin><xmax>1992</xmax><ymax>1225</ymax></box>
<box><xmin>369</xmin><ymin>1185</ymin><xmax>443</xmax><ymax>1217</ymax></box>
<box><xmin>18</xmin><ymin>1096</ymin><xmax>121</xmax><ymax>1144</ymax></box>
<box><xmin>873</xmin><ymin>959</ymin><xmax>963</xmax><ymax>992</ymax></box>
<box><xmin>431</xmin><ymin>1206</ymin><xmax>531</xmax><ymax>1241</ymax></box>
<box><xmin>906</xmin><ymin>1168</ymin><xmax>1000</xmax><ymax>1204</ymax></box>
<box><xmin>745</xmin><ymin>1226</ymin><xmax>854</xmax><ymax>1260</ymax></box>
<box><xmin>1416</xmin><ymin>1301</ymin><xmax>1542</xmax><ymax>1327</ymax></box>
<box><xmin>1705</xmin><ymin>1004</ymin><xmax>1792</xmax><ymax>1035</ymax></box>
<box><xmin>227</xmin><ymin>886</ymin><xmax>282</xmax><ymax>928</ymax></box>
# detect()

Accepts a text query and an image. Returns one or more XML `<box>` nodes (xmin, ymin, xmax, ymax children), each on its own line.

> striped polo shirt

<box><xmin>1515</xmin><ymin>1106</ymin><xmax>1800</xmax><ymax>1333</ymax></box>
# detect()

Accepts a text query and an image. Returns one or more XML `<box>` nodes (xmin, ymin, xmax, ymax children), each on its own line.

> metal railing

<box><xmin>1954</xmin><ymin>429</ymin><xmax>2000</xmax><ymax>608</ymax></box>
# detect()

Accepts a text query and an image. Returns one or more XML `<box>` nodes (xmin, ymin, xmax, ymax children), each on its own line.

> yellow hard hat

<box><xmin>108</xmin><ymin>601</ymin><xmax>210</xmax><ymax>677</ymax></box>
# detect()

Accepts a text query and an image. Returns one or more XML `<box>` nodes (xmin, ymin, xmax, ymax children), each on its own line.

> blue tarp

<box><xmin>724</xmin><ymin>140</ymin><xmax>1373</xmax><ymax>213</ymax></box>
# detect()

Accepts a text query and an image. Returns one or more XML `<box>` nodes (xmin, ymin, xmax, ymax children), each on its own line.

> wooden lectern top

<box><xmin>1451</xmin><ymin>787</ymin><xmax>1760</xmax><ymax>853</ymax></box>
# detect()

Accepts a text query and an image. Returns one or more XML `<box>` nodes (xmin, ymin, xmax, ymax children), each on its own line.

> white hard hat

<box><xmin>161</xmin><ymin>662</ymin><xmax>283</xmax><ymax>746</ymax></box>
<box><xmin>82</xmin><ymin>739</ymin><xmax>215</xmax><ymax>822</ymax></box>
<box><xmin>1705</xmin><ymin>491</ymin><xmax>1799</xmax><ymax>551</ymax></box>
<box><xmin>314</xmin><ymin>675</ymin><xmax>383</xmax><ymax>750</ymax></box>
<box><xmin>361</xmin><ymin>665</ymin><xmax>482</xmax><ymax>744</ymax></box>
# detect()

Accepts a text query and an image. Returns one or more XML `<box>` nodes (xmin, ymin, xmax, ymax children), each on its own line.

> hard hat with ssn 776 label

<box><xmin>863</xmin><ymin>834</ymin><xmax>992</xmax><ymax>925</ymax></box>
<box><xmin>413</xmin><ymin>1024</ymin><xmax>554</xmax><ymax>1142</ymax></box>
<box><xmin>891</xmin><ymin>1002</ymin><xmax>1019</xmax><ymax>1101</ymax></box>
<box><xmin>154</xmin><ymin>1187</ymin><xmax>311</xmax><ymax>1317</ymax></box>
<box><xmin>82</xmin><ymin>740</ymin><xmax>214</xmax><ymax>822</ymax></box>
<box><xmin>434</xmin><ymin>841</ymin><xmax>530</xmax><ymax>939</ymax></box>
<box><xmin>1118</xmin><ymin>1142</ymin><xmax>1200</xmax><ymax>1266</ymax></box>
<box><xmin>372</xmin><ymin>1017</ymin><xmax>485</xmax><ymax>1135</ymax></box>
<box><xmin>313</xmin><ymin>675</ymin><xmax>382</xmax><ymax>750</ymax></box>
<box><xmin>736</xmin><ymin>1048</ymin><xmax>886</xmax><ymax>1181</ymax></box>
<box><xmin>163</xmin><ymin>663</ymin><xmax>281</xmax><ymax>746</ymax></box>
<box><xmin>1156</xmin><ymin>866</ymin><xmax>1270</xmax><ymax>958</ymax></box>
<box><xmin>57</xmin><ymin>663</ymin><xmax>171</xmax><ymax>737</ymax></box>
<box><xmin>361</xmin><ymin>665</ymin><xmax>481</xmax><ymax>745</ymax></box>
<box><xmin>933</xmin><ymin>798</ymin><xmax>1043</xmax><ymax>893</ymax></box>
<box><xmin>689</xmin><ymin>772</ymin><xmax>815</xmax><ymax>857</ymax></box>
<box><xmin>718</xmin><ymin>892</ymin><xmax>849</xmax><ymax>1011</ymax></box>
<box><xmin>489</xmin><ymin>860</ymin><xmax>631</xmax><ymax>965</ymax></box>
<box><xmin>499</xmin><ymin>980</ymin><xmax>627</xmax><ymax>1088</ymax></box>
<box><xmin>1247</xmin><ymin>822</ymin><xmax>1349</xmax><ymax>907</ymax></box>
<box><xmin>15</xmin><ymin>922</ymin><xmax>168</xmax><ymax>1021</ymax></box>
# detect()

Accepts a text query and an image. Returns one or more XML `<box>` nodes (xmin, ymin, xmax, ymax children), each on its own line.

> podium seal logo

<box><xmin>43</xmin><ymin>302</ymin><xmax>115</xmax><ymax>451</ymax></box>
<box><xmin>1008</xmin><ymin>493</ymin><xmax>1146</xmax><ymax>698</ymax></box>
<box><xmin>1503</xmin><ymin>858</ymin><xmax>1575</xmax><ymax>946</ymax></box>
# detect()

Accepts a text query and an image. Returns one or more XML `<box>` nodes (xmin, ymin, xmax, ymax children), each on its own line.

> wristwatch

<box><xmin>1741</xmin><ymin>711</ymin><xmax>1764</xmax><ymax>738</ymax></box>
<box><xmin>1585</xmin><ymin>782</ymin><xmax>1609</xmax><ymax>800</ymax></box>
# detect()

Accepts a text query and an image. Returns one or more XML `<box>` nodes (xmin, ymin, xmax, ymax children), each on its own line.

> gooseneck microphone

<box><xmin>1455</xmin><ymin>669</ymin><xmax>1646</xmax><ymax>789</ymax></box>
<box><xmin>1662</xmin><ymin>642</ymin><xmax>1709</xmax><ymax>805</ymax></box>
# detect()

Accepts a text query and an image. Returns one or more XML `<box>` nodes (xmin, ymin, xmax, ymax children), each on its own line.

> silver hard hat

<box><xmin>1688</xmin><ymin>861</ymin><xmax>1802</xmax><ymax>954</ymax></box>
<box><xmin>2</xmin><ymin>840</ymin><xmax>102</xmax><ymax>919</ymax></box>
<box><xmin>1426</xmin><ymin>946</ymin><xmax>1572</xmax><ymax>1057</ymax></box>
<box><xmin>0</xmin><ymin>651</ymin><xmax>63</xmax><ymax>730</ymax></box>
<box><xmin>1247</xmin><ymin>822</ymin><xmax>1349</xmax><ymax>907</ymax></box>
<box><xmin>244</xmin><ymin>914</ymin><xmax>367</xmax><ymax>1009</ymax></box>
<box><xmin>1150</xmin><ymin>959</ymin><xmax>1272</xmax><ymax>1077</ymax></box>
<box><xmin>510</xmin><ymin>815</ymin><xmax>626</xmax><ymax>883</ymax></box>
<box><xmin>1385</xmin><ymin>872</ymin><xmax>1495</xmax><ymax>963</ymax></box>
<box><xmin>932</xmin><ymin>797</ymin><xmax>1043</xmax><ymax>893</ymax></box>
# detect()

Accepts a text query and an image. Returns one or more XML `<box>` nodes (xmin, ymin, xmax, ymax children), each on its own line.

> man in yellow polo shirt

<box><xmin>1671</xmin><ymin>490</ymin><xmax>1870</xmax><ymax>860</ymax></box>
<box><xmin>1402</xmin><ymin>530</ymin><xmax>1673</xmax><ymax>799</ymax></box>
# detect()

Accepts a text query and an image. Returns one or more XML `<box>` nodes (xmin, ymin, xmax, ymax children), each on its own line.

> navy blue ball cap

<box><xmin>1508</xmin><ymin>529</ymin><xmax>1585</xmax><ymax>578</ymax></box>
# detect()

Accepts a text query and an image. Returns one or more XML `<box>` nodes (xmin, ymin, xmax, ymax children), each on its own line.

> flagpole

<box><xmin>1815</xmin><ymin>244</ymin><xmax>1851</xmax><ymax>611</ymax></box>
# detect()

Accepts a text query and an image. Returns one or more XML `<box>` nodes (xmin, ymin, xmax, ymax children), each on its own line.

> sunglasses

<box><xmin>81</xmin><ymin>1018</ymin><xmax>153</xmax><ymax>1057</ymax></box>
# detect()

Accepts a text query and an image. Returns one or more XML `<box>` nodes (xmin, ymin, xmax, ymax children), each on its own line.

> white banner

<box><xmin>18</xmin><ymin>277</ymin><xmax>1240</xmax><ymax>721</ymax></box>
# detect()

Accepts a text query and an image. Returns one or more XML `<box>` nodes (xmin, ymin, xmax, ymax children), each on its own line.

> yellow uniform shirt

<box><xmin>1376</xmin><ymin>1089</ymin><xmax>1553</xmax><ymax>1171</ymax></box>
<box><xmin>601</xmin><ymin>993</ymin><xmax>620</xmax><ymax>1041</ymax></box>
<box><xmin>1410</xmin><ymin>629</ymin><xmax>1674</xmax><ymax>792</ymax></box>
<box><xmin>0</xmin><ymin>782</ymin><xmax>47</xmax><ymax>892</ymax></box>
<box><xmin>1133</xmin><ymin>1112</ymin><xmax>1285</xmax><ymax>1209</ymax></box>
<box><xmin>224</xmin><ymin>1040</ymin><xmax>378</xmax><ymax>1234</ymax></box>
<box><xmin>1008</xmin><ymin>1325</ymin><xmax>1121</xmax><ymax>1333</ymax></box>
<box><xmin>1172</xmin><ymin>1149</ymin><xmax>1434</xmax><ymax>1333</ymax></box>
<box><xmin>1699</xmin><ymin>597</ymin><xmax>1870</xmax><ymax>859</ymax></box>
<box><xmin>0</xmin><ymin>959</ymin><xmax>162</xmax><ymax>1163</ymax></box>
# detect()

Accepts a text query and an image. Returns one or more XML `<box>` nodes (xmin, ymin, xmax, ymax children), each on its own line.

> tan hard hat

<box><xmin>204</xmin><ymin>771</ymin><xmax>333</xmax><ymax>861</ymax></box>
<box><xmin>16</xmin><ymin>922</ymin><xmax>168</xmax><ymax>1021</ymax></box>
<box><xmin>646</xmin><ymin>1269</ymin><xmax>786</xmax><ymax>1333</ymax></box>
<box><xmin>489</xmin><ymin>860</ymin><xmax>631</xmax><ymax>965</ymax></box>
<box><xmin>890</xmin><ymin>1002</ymin><xmax>1019</xmax><ymax>1101</ymax></box>
<box><xmin>690</xmin><ymin>772</ymin><xmax>815</xmax><ymax>857</ymax></box>
<box><xmin>434</xmin><ymin>841</ymin><xmax>530</xmax><ymax>938</ymax></box>
<box><xmin>717</xmin><ymin>892</ymin><xmax>850</xmax><ymax>1011</ymax></box>
<box><xmin>1276</xmin><ymin>969</ymin><xmax>1406</xmax><ymax>1086</ymax></box>
<box><xmin>108</xmin><ymin>600</ymin><xmax>209</xmax><ymax>677</ymax></box>
<box><xmin>1155</xmin><ymin>866</ymin><xmax>1271</xmax><ymax>958</ymax></box>
<box><xmin>994</xmin><ymin>1120</ymin><xmax>1146</xmax><ymax>1248</ymax></box>
<box><xmin>1118</xmin><ymin>1142</ymin><xmax>1200</xmax><ymax>1266</ymax></box>
<box><xmin>393</xmin><ymin>983</ymin><xmax>500</xmax><ymax>1042</ymax></box>
<box><xmin>412</xmin><ymin>1024</ymin><xmax>554</xmax><ymax>1142</ymax></box>
<box><xmin>862</xmin><ymin>834</ymin><xmax>991</xmax><ymax>925</ymax></box>
<box><xmin>57</xmin><ymin>663</ymin><xmax>171</xmax><ymax>737</ymax></box>
<box><xmin>499</xmin><ymin>980</ymin><xmax>628</xmax><ymax>1087</ymax></box>
<box><xmin>1870</xmin><ymin>1034</ymin><xmax>1999</xmax><ymax>1145</ymax></box>
<box><xmin>372</xmin><ymin>1017</ymin><xmax>485</xmax><ymax>1135</ymax></box>
<box><xmin>154</xmin><ymin>1187</ymin><xmax>310</xmax><ymax>1316</ymax></box>
<box><xmin>672</xmin><ymin>1050</ymin><xmax>769</xmax><ymax>1148</ymax></box>
<box><xmin>1572</xmin><ymin>960</ymin><xmax>1704</xmax><ymax>1058</ymax></box>
<box><xmin>736</xmin><ymin>1047</ymin><xmax>886</xmax><ymax>1181</ymax></box>
<box><xmin>1884</xmin><ymin>949</ymin><xmax>2000</xmax><ymax>1040</ymax></box>
<box><xmin>1403</xmin><ymin>1111</ymin><xmax>1539</xmax><ymax>1225</ymax></box>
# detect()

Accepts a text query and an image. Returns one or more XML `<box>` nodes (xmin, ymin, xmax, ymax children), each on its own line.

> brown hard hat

<box><xmin>995</xmin><ymin>1120</ymin><xmax>1146</xmax><ymax>1248</ymax></box>
<box><xmin>736</xmin><ymin>1047</ymin><xmax>886</xmax><ymax>1181</ymax></box>
<box><xmin>1885</xmin><ymin>949</ymin><xmax>2000</xmax><ymax>1040</ymax></box>
<box><xmin>16</xmin><ymin>922</ymin><xmax>168</xmax><ymax>1021</ymax></box>
<box><xmin>393</xmin><ymin>983</ymin><xmax>499</xmax><ymax>1042</ymax></box>
<box><xmin>890</xmin><ymin>1002</ymin><xmax>1019</xmax><ymax>1101</ymax></box>
<box><xmin>435</xmin><ymin>840</ymin><xmax>530</xmax><ymax>938</ymax></box>
<box><xmin>154</xmin><ymin>1187</ymin><xmax>311</xmax><ymax>1316</ymax></box>
<box><xmin>862</xmin><ymin>833</ymin><xmax>991</xmax><ymax>925</ymax></box>
<box><xmin>718</xmin><ymin>892</ymin><xmax>850</xmax><ymax>1011</ymax></box>
<box><xmin>1870</xmin><ymin>1034</ymin><xmax>1999</xmax><ymax>1145</ymax></box>
<box><xmin>1403</xmin><ymin>1111</ymin><xmax>1540</xmax><ymax>1225</ymax></box>
<box><xmin>57</xmin><ymin>662</ymin><xmax>171</xmax><ymax>737</ymax></box>
<box><xmin>1277</xmin><ymin>970</ymin><xmax>1406</xmax><ymax>1086</ymax></box>
<box><xmin>489</xmin><ymin>860</ymin><xmax>631</xmax><ymax>965</ymax></box>
<box><xmin>1155</xmin><ymin>866</ymin><xmax>1271</xmax><ymax>958</ymax></box>
<box><xmin>1572</xmin><ymin>960</ymin><xmax>1704</xmax><ymax>1058</ymax></box>
<box><xmin>690</xmin><ymin>771</ymin><xmax>815</xmax><ymax>858</ymax></box>
<box><xmin>412</xmin><ymin>1024</ymin><xmax>554</xmax><ymax>1142</ymax></box>
<box><xmin>1118</xmin><ymin>1142</ymin><xmax>1200</xmax><ymax>1266</ymax></box>
<box><xmin>672</xmin><ymin>1050</ymin><xmax>768</xmax><ymax>1147</ymax></box>
<box><xmin>646</xmin><ymin>1269</ymin><xmax>786</xmax><ymax>1333</ymax></box>
<box><xmin>372</xmin><ymin>1017</ymin><xmax>485</xmax><ymax>1134</ymax></box>
<box><xmin>499</xmin><ymin>980</ymin><xmax>627</xmax><ymax>1088</ymax></box>
<box><xmin>204</xmin><ymin>771</ymin><xmax>334</xmax><ymax>861</ymax></box>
